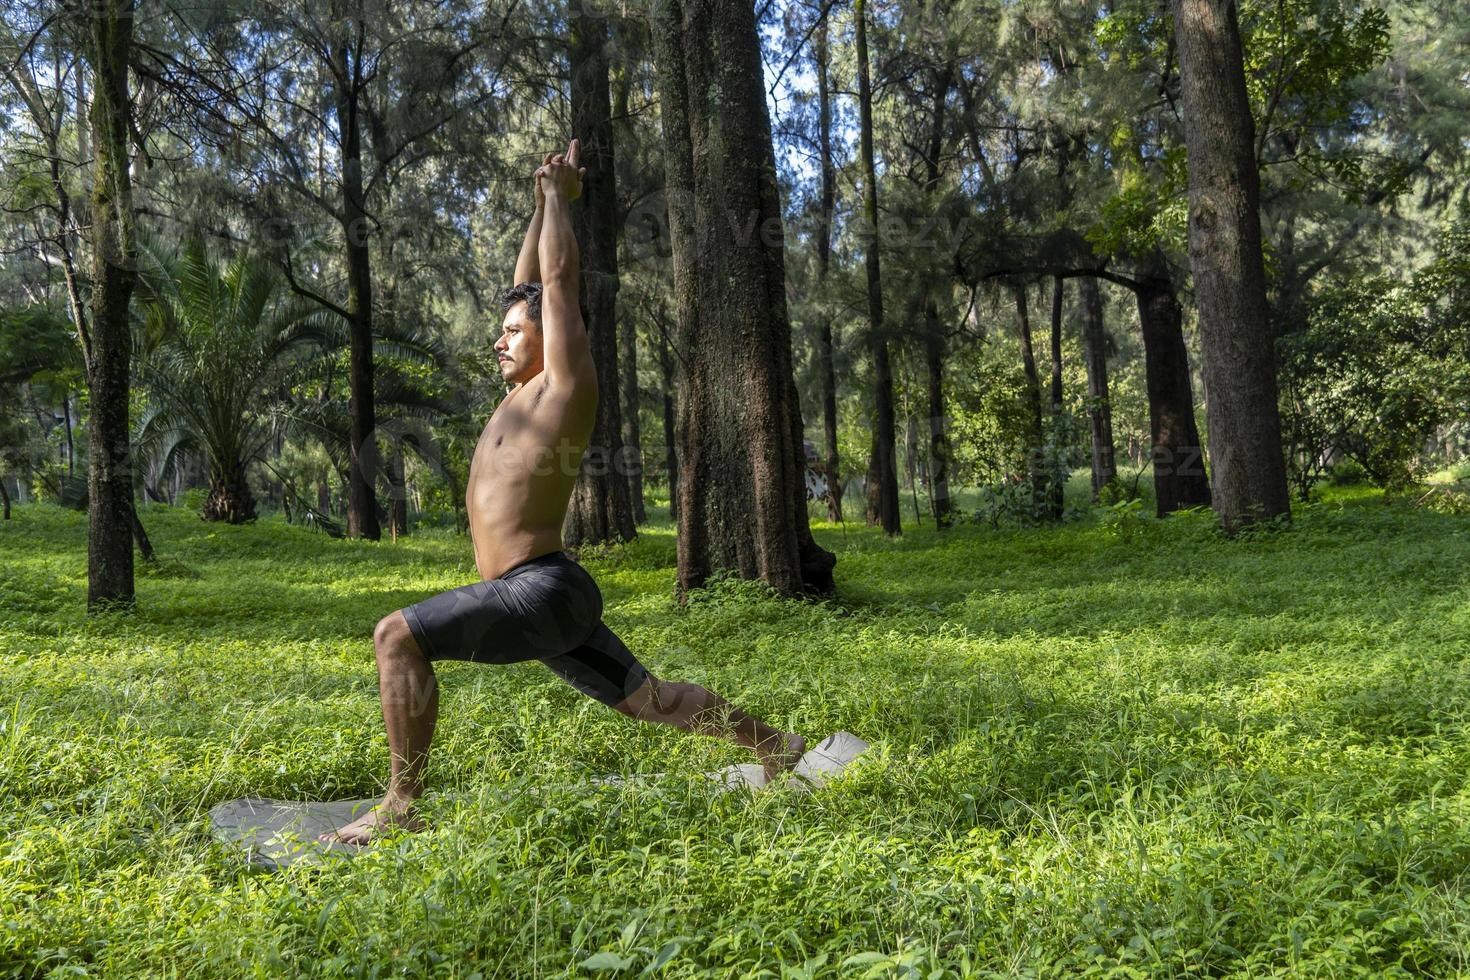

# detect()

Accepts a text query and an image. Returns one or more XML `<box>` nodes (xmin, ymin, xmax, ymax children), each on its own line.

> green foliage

<box><xmin>1278</xmin><ymin>222</ymin><xmax>1470</xmax><ymax>495</ymax></box>
<box><xmin>134</xmin><ymin>239</ymin><xmax>340</xmax><ymax>520</ymax></box>
<box><xmin>8</xmin><ymin>495</ymin><xmax>1470</xmax><ymax>974</ymax></box>
<box><xmin>945</xmin><ymin>337</ymin><xmax>1034</xmax><ymax>488</ymax></box>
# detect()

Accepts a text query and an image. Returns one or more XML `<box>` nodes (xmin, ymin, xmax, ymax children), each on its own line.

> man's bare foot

<box><xmin>319</xmin><ymin>795</ymin><xmax>424</xmax><ymax>846</ymax></box>
<box><xmin>756</xmin><ymin>732</ymin><xmax>806</xmax><ymax>783</ymax></box>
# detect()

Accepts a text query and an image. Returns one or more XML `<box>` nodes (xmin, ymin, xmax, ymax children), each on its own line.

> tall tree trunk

<box><xmin>619</xmin><ymin>317</ymin><xmax>646</xmax><ymax>525</ymax></box>
<box><xmin>1046</xmin><ymin>275</ymin><xmax>1065</xmax><ymax>519</ymax></box>
<box><xmin>1014</xmin><ymin>285</ymin><xmax>1046</xmax><ymax>509</ymax></box>
<box><xmin>1135</xmin><ymin>252</ymin><xmax>1212</xmax><ymax>515</ymax></box>
<box><xmin>130</xmin><ymin>505</ymin><xmax>154</xmax><ymax>562</ymax></box>
<box><xmin>333</xmin><ymin>27</ymin><xmax>380</xmax><ymax>541</ymax></box>
<box><xmin>855</xmin><ymin>0</ymin><xmax>900</xmax><ymax>536</ymax></box>
<box><xmin>1078</xmin><ymin>276</ymin><xmax>1117</xmax><ymax>497</ymax></box>
<box><xmin>610</xmin><ymin>31</ymin><xmax>645</xmax><ymax>525</ymax></box>
<box><xmin>904</xmin><ymin>410</ymin><xmax>922</xmax><ymax>525</ymax></box>
<box><xmin>85</xmin><ymin>0</ymin><xmax>137</xmax><ymax>611</ymax></box>
<box><xmin>921</xmin><ymin>63</ymin><xmax>954</xmax><ymax>530</ymax></box>
<box><xmin>63</xmin><ymin>393</ymin><xmax>74</xmax><ymax>478</ymax></box>
<box><xmin>923</xmin><ymin>307</ymin><xmax>951</xmax><ymax>528</ymax></box>
<box><xmin>650</xmin><ymin>0</ymin><xmax>836</xmax><ymax>595</ymax></box>
<box><xmin>1171</xmin><ymin>0</ymin><xmax>1290</xmax><ymax>530</ymax></box>
<box><xmin>864</xmin><ymin>450</ymin><xmax>881</xmax><ymax>525</ymax></box>
<box><xmin>1</xmin><ymin>478</ymin><xmax>10</xmax><ymax>520</ymax></box>
<box><xmin>656</xmin><ymin>319</ymin><xmax>679</xmax><ymax>522</ymax></box>
<box><xmin>386</xmin><ymin>442</ymin><xmax>407</xmax><ymax>539</ymax></box>
<box><xmin>379</xmin><ymin>229</ymin><xmax>408</xmax><ymax>540</ymax></box>
<box><xmin>814</xmin><ymin>12</ymin><xmax>843</xmax><ymax>524</ymax></box>
<box><xmin>565</xmin><ymin>9</ymin><xmax>636</xmax><ymax>547</ymax></box>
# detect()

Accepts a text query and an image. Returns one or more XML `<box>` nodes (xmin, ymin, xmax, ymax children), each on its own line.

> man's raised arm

<box><xmin>513</xmin><ymin>153</ymin><xmax>555</xmax><ymax>285</ymax></box>
<box><xmin>536</xmin><ymin>139</ymin><xmax>594</xmax><ymax>387</ymax></box>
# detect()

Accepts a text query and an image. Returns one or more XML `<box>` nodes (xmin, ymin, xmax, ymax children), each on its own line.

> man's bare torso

<box><xmin>466</xmin><ymin>375</ymin><xmax>597</xmax><ymax>580</ymax></box>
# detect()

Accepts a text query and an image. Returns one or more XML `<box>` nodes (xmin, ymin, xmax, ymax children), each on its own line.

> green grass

<box><xmin>4</xmin><ymin>491</ymin><xmax>1470</xmax><ymax>977</ymax></box>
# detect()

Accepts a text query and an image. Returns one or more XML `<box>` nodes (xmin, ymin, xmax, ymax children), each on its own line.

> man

<box><xmin>326</xmin><ymin>140</ymin><xmax>806</xmax><ymax>844</ymax></box>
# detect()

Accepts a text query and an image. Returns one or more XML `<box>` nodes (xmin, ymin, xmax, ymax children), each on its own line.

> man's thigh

<box><xmin>539</xmin><ymin>622</ymin><xmax>651</xmax><ymax>708</ymax></box>
<box><xmin>402</xmin><ymin>575</ymin><xmax>597</xmax><ymax>665</ymax></box>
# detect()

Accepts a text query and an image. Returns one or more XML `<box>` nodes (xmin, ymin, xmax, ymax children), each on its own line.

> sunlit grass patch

<box><xmin>3</xmin><ymin>492</ymin><xmax>1470</xmax><ymax>975</ymax></box>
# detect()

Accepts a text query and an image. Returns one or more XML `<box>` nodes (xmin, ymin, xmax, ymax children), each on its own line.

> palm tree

<box><xmin>135</xmin><ymin>239</ymin><xmax>338</xmax><ymax>523</ymax></box>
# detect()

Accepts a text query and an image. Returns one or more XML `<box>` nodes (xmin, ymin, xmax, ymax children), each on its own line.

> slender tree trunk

<box><xmin>1135</xmin><ymin>253</ymin><xmax>1212</xmax><ymax>514</ymax></box>
<box><xmin>1079</xmin><ymin>276</ymin><xmax>1117</xmax><ymax>497</ymax></box>
<box><xmin>864</xmin><ymin>451</ymin><xmax>881</xmax><ymax>525</ymax></box>
<box><xmin>1171</xmin><ymin>0</ymin><xmax>1290</xmax><ymax>531</ymax></box>
<box><xmin>650</xmin><ymin>0</ymin><xmax>836</xmax><ymax>595</ymax></box>
<box><xmin>855</xmin><ymin>0</ymin><xmax>900</xmax><ymax>536</ymax></box>
<box><xmin>84</xmin><ymin>0</ymin><xmax>137</xmax><ymax>611</ymax></box>
<box><xmin>923</xmin><ymin>307</ymin><xmax>951</xmax><ymax>528</ymax></box>
<box><xmin>611</xmin><ymin>58</ymin><xmax>645</xmax><ymax>526</ymax></box>
<box><xmin>656</xmin><ymin>320</ymin><xmax>679</xmax><ymax>522</ymax></box>
<box><xmin>386</xmin><ymin>442</ymin><xmax>407</xmax><ymax>538</ymax></box>
<box><xmin>1046</xmin><ymin>276</ymin><xmax>1065</xmax><ymax>519</ymax></box>
<box><xmin>63</xmin><ymin>393</ymin><xmax>74</xmax><ymax>478</ymax></box>
<box><xmin>1014</xmin><ymin>285</ymin><xmax>1046</xmax><ymax>508</ymax></box>
<box><xmin>905</xmin><ymin>411</ymin><xmax>922</xmax><ymax>525</ymax></box>
<box><xmin>565</xmin><ymin>8</ymin><xmax>636</xmax><ymax>547</ymax></box>
<box><xmin>619</xmin><ymin>317</ymin><xmax>646</xmax><ymax>524</ymax></box>
<box><xmin>814</xmin><ymin>14</ymin><xmax>843</xmax><ymax>524</ymax></box>
<box><xmin>379</xmin><ymin>237</ymin><xmax>408</xmax><ymax>540</ymax></box>
<box><xmin>921</xmin><ymin>63</ymin><xmax>954</xmax><ymax>530</ymax></box>
<box><xmin>1</xmin><ymin>478</ymin><xmax>10</xmax><ymax>520</ymax></box>
<box><xmin>333</xmin><ymin>29</ymin><xmax>380</xmax><ymax>541</ymax></box>
<box><xmin>130</xmin><ymin>505</ymin><xmax>154</xmax><ymax>561</ymax></box>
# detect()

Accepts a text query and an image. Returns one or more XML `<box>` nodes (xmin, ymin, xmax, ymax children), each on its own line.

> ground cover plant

<box><xmin>4</xmin><ymin>493</ymin><xmax>1470</xmax><ymax>977</ymax></box>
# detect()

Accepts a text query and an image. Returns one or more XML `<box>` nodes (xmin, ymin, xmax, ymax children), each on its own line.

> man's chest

<box><xmin>469</xmin><ymin>383</ymin><xmax>561</xmax><ymax>476</ymax></box>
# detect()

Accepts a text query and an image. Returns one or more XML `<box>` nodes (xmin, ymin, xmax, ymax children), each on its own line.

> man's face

<box><xmin>495</xmin><ymin>302</ymin><xmax>543</xmax><ymax>385</ymax></box>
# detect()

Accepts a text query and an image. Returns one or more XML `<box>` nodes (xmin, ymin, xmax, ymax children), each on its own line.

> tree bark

<box><xmin>1078</xmin><ymin>276</ymin><xmax>1117</xmax><ymax>497</ymax></box>
<box><xmin>332</xmin><ymin>21</ymin><xmax>380</xmax><ymax>541</ymax></box>
<box><xmin>1135</xmin><ymin>252</ymin><xmax>1212</xmax><ymax>515</ymax></box>
<box><xmin>855</xmin><ymin>0</ymin><xmax>901</xmax><ymax>535</ymax></box>
<box><xmin>1</xmin><ymin>478</ymin><xmax>10</xmax><ymax>520</ymax></box>
<box><xmin>619</xmin><ymin>316</ymin><xmax>646</xmax><ymax>525</ymax></box>
<box><xmin>565</xmin><ymin>9</ymin><xmax>636</xmax><ymax>548</ymax></box>
<box><xmin>1013</xmin><ymin>285</ymin><xmax>1046</xmax><ymax>509</ymax></box>
<box><xmin>656</xmin><ymin>320</ymin><xmax>678</xmax><ymax>522</ymax></box>
<box><xmin>814</xmin><ymin>12</ymin><xmax>843</xmax><ymax>524</ymax></box>
<box><xmin>63</xmin><ymin>393</ymin><xmax>74</xmax><ymax>479</ymax></box>
<box><xmin>130</xmin><ymin>504</ymin><xmax>155</xmax><ymax>562</ymax></box>
<box><xmin>202</xmin><ymin>457</ymin><xmax>257</xmax><ymax>524</ymax></box>
<box><xmin>650</xmin><ymin>0</ymin><xmax>836</xmax><ymax>596</ymax></box>
<box><xmin>922</xmin><ymin>63</ymin><xmax>954</xmax><ymax>530</ymax></box>
<box><xmin>85</xmin><ymin>0</ymin><xmax>138</xmax><ymax>611</ymax></box>
<box><xmin>386</xmin><ymin>441</ymin><xmax>407</xmax><ymax>538</ymax></box>
<box><xmin>923</xmin><ymin>308</ymin><xmax>951</xmax><ymax>528</ymax></box>
<box><xmin>1046</xmin><ymin>276</ymin><xmax>1065</xmax><ymax>519</ymax></box>
<box><xmin>609</xmin><ymin>28</ymin><xmax>644</xmax><ymax>525</ymax></box>
<box><xmin>1171</xmin><ymin>0</ymin><xmax>1291</xmax><ymax>530</ymax></box>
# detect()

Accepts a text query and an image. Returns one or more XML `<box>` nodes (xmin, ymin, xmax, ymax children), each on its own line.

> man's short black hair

<box><xmin>501</xmin><ymin>281</ymin><xmax>543</xmax><ymax>324</ymax></box>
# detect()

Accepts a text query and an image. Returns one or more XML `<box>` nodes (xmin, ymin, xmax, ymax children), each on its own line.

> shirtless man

<box><xmin>326</xmin><ymin>140</ymin><xmax>806</xmax><ymax>844</ymax></box>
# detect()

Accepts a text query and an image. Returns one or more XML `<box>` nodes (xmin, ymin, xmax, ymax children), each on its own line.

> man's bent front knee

<box><xmin>375</xmin><ymin>611</ymin><xmax>423</xmax><ymax>660</ymax></box>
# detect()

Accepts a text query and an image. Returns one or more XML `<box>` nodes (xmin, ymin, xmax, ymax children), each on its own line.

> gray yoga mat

<box><xmin>208</xmin><ymin>731</ymin><xmax>869</xmax><ymax>870</ymax></box>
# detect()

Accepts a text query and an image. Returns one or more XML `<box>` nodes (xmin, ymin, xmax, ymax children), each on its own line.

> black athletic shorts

<box><xmin>401</xmin><ymin>551</ymin><xmax>649</xmax><ymax>707</ymax></box>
